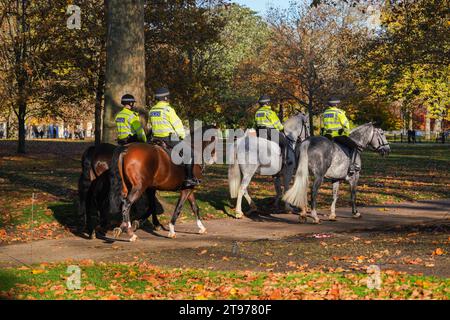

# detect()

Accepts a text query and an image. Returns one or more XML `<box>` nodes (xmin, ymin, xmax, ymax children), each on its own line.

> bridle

<box><xmin>368</xmin><ymin>127</ymin><xmax>389</xmax><ymax>151</ymax></box>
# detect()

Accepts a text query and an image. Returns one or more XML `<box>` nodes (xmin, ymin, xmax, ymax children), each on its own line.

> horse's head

<box><xmin>367</xmin><ymin>125</ymin><xmax>390</xmax><ymax>156</ymax></box>
<box><xmin>284</xmin><ymin>113</ymin><xmax>309</xmax><ymax>143</ymax></box>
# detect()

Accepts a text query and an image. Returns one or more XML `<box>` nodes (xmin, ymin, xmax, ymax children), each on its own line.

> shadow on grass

<box><xmin>0</xmin><ymin>270</ymin><xmax>27</xmax><ymax>300</ymax></box>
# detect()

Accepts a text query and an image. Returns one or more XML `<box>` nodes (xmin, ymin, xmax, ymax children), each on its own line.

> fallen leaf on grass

<box><xmin>31</xmin><ymin>269</ymin><xmax>46</xmax><ymax>275</ymax></box>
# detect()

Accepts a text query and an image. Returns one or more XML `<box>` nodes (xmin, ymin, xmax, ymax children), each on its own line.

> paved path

<box><xmin>0</xmin><ymin>200</ymin><xmax>448</xmax><ymax>267</ymax></box>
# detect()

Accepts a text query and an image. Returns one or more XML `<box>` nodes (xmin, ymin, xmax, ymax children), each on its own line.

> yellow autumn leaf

<box><xmin>31</xmin><ymin>269</ymin><xmax>45</xmax><ymax>275</ymax></box>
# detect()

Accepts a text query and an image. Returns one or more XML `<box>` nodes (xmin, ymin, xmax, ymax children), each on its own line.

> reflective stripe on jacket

<box><xmin>320</xmin><ymin>107</ymin><xmax>350</xmax><ymax>137</ymax></box>
<box><xmin>148</xmin><ymin>101</ymin><xmax>186</xmax><ymax>139</ymax></box>
<box><xmin>254</xmin><ymin>105</ymin><xmax>284</xmax><ymax>131</ymax></box>
<box><xmin>114</xmin><ymin>108</ymin><xmax>147</xmax><ymax>142</ymax></box>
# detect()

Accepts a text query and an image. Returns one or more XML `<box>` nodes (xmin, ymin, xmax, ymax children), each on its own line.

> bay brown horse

<box><xmin>109</xmin><ymin>126</ymin><xmax>218</xmax><ymax>241</ymax></box>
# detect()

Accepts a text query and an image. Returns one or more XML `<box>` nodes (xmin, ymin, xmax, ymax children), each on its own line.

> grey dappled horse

<box><xmin>228</xmin><ymin>113</ymin><xmax>309</xmax><ymax>218</ymax></box>
<box><xmin>283</xmin><ymin>123</ymin><xmax>390</xmax><ymax>223</ymax></box>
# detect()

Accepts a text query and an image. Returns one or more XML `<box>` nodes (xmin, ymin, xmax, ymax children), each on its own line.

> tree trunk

<box><xmin>425</xmin><ymin>109</ymin><xmax>430</xmax><ymax>140</ymax></box>
<box><xmin>308</xmin><ymin>96</ymin><xmax>314</xmax><ymax>136</ymax></box>
<box><xmin>17</xmin><ymin>97</ymin><xmax>26</xmax><ymax>154</ymax></box>
<box><xmin>103</xmin><ymin>0</ymin><xmax>146</xmax><ymax>144</ymax></box>
<box><xmin>278</xmin><ymin>103</ymin><xmax>284</xmax><ymax>122</ymax></box>
<box><xmin>408</xmin><ymin>110</ymin><xmax>413</xmax><ymax>130</ymax></box>
<box><xmin>94</xmin><ymin>69</ymin><xmax>105</xmax><ymax>146</ymax></box>
<box><xmin>433</xmin><ymin>116</ymin><xmax>442</xmax><ymax>134</ymax></box>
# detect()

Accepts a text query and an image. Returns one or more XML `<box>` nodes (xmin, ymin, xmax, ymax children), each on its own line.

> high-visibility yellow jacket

<box><xmin>148</xmin><ymin>101</ymin><xmax>186</xmax><ymax>139</ymax></box>
<box><xmin>114</xmin><ymin>108</ymin><xmax>147</xmax><ymax>142</ymax></box>
<box><xmin>320</xmin><ymin>107</ymin><xmax>350</xmax><ymax>137</ymax></box>
<box><xmin>254</xmin><ymin>105</ymin><xmax>284</xmax><ymax>131</ymax></box>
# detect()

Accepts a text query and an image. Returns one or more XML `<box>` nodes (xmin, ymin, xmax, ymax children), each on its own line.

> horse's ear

<box><xmin>371</xmin><ymin>120</ymin><xmax>382</xmax><ymax>127</ymax></box>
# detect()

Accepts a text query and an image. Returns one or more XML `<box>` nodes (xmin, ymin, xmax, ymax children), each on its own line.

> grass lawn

<box><xmin>0</xmin><ymin>141</ymin><xmax>449</xmax><ymax>243</ymax></box>
<box><xmin>0</xmin><ymin>262</ymin><xmax>448</xmax><ymax>300</ymax></box>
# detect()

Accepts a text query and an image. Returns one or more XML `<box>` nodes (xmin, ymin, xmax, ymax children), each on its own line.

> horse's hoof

<box><xmin>132</xmin><ymin>220</ymin><xmax>140</xmax><ymax>231</ymax></box>
<box><xmin>168</xmin><ymin>232</ymin><xmax>176</xmax><ymax>239</ymax></box>
<box><xmin>299</xmin><ymin>216</ymin><xmax>307</xmax><ymax>224</ymax></box>
<box><xmin>112</xmin><ymin>227</ymin><xmax>122</xmax><ymax>238</ymax></box>
<box><xmin>153</xmin><ymin>224</ymin><xmax>162</xmax><ymax>231</ymax></box>
<box><xmin>129</xmin><ymin>234</ymin><xmax>138</xmax><ymax>242</ymax></box>
<box><xmin>352</xmin><ymin>212</ymin><xmax>361</xmax><ymax>219</ymax></box>
<box><xmin>313</xmin><ymin>219</ymin><xmax>321</xmax><ymax>224</ymax></box>
<box><xmin>88</xmin><ymin>232</ymin><xmax>95</xmax><ymax>240</ymax></box>
<box><xmin>328</xmin><ymin>216</ymin><xmax>337</xmax><ymax>221</ymax></box>
<box><xmin>235</xmin><ymin>211</ymin><xmax>244</xmax><ymax>219</ymax></box>
<box><xmin>198</xmin><ymin>228</ymin><xmax>207</xmax><ymax>235</ymax></box>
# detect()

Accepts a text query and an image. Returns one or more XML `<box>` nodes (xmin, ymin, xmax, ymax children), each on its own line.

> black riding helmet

<box><xmin>258</xmin><ymin>94</ymin><xmax>271</xmax><ymax>105</ymax></box>
<box><xmin>121</xmin><ymin>94</ymin><xmax>136</xmax><ymax>106</ymax></box>
<box><xmin>155</xmin><ymin>87</ymin><xmax>170</xmax><ymax>101</ymax></box>
<box><xmin>327</xmin><ymin>96</ymin><xmax>341</xmax><ymax>106</ymax></box>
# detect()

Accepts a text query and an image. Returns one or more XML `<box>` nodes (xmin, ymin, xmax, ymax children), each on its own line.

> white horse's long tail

<box><xmin>283</xmin><ymin>140</ymin><xmax>310</xmax><ymax>208</ymax></box>
<box><xmin>228</xmin><ymin>145</ymin><xmax>241</xmax><ymax>199</ymax></box>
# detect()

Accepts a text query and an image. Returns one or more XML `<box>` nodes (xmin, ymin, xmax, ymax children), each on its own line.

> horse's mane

<box><xmin>284</xmin><ymin>113</ymin><xmax>306</xmax><ymax>126</ymax></box>
<box><xmin>350</xmin><ymin>123</ymin><xmax>373</xmax><ymax>134</ymax></box>
<box><xmin>350</xmin><ymin>123</ymin><xmax>374</xmax><ymax>146</ymax></box>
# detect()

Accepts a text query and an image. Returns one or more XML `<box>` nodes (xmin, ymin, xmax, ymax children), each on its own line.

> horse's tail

<box><xmin>228</xmin><ymin>144</ymin><xmax>241</xmax><ymax>199</ymax></box>
<box><xmin>78</xmin><ymin>146</ymin><xmax>95</xmax><ymax>224</ymax></box>
<box><xmin>109</xmin><ymin>145</ymin><xmax>128</xmax><ymax>214</ymax></box>
<box><xmin>283</xmin><ymin>140</ymin><xmax>310</xmax><ymax>208</ymax></box>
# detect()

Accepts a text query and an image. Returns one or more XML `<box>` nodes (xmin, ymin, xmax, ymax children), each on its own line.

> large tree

<box><xmin>261</xmin><ymin>1</ymin><xmax>369</xmax><ymax>134</ymax></box>
<box><xmin>0</xmin><ymin>0</ymin><xmax>62</xmax><ymax>152</ymax></box>
<box><xmin>103</xmin><ymin>0</ymin><xmax>146</xmax><ymax>144</ymax></box>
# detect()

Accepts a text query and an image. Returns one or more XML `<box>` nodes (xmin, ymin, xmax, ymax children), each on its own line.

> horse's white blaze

<box><xmin>283</xmin><ymin>141</ymin><xmax>310</xmax><ymax>208</ymax></box>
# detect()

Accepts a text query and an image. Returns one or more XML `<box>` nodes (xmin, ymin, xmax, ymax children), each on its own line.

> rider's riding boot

<box><xmin>183</xmin><ymin>164</ymin><xmax>200</xmax><ymax>188</ymax></box>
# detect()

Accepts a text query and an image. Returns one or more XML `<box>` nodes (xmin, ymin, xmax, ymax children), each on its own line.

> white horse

<box><xmin>228</xmin><ymin>114</ymin><xmax>309</xmax><ymax>218</ymax></box>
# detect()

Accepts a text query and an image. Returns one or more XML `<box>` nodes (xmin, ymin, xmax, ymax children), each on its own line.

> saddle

<box><xmin>150</xmin><ymin>139</ymin><xmax>172</xmax><ymax>156</ymax></box>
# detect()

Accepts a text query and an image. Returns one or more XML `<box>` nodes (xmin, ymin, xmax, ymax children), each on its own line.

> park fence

<box><xmin>385</xmin><ymin>131</ymin><xmax>449</xmax><ymax>144</ymax></box>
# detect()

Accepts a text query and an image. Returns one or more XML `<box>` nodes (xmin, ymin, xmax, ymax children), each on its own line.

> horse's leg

<box><xmin>113</xmin><ymin>186</ymin><xmax>143</xmax><ymax>242</ymax></box>
<box><xmin>244</xmin><ymin>190</ymin><xmax>257</xmax><ymax>213</ymax></box>
<box><xmin>283</xmin><ymin>163</ymin><xmax>296</xmax><ymax>213</ymax></box>
<box><xmin>350</xmin><ymin>173</ymin><xmax>361</xmax><ymax>219</ymax></box>
<box><xmin>168</xmin><ymin>189</ymin><xmax>191</xmax><ymax>238</ymax></box>
<box><xmin>273</xmin><ymin>174</ymin><xmax>283</xmax><ymax>208</ymax></box>
<box><xmin>235</xmin><ymin>169</ymin><xmax>256</xmax><ymax>218</ymax></box>
<box><xmin>329</xmin><ymin>181</ymin><xmax>339</xmax><ymax>221</ymax></box>
<box><xmin>131</xmin><ymin>189</ymin><xmax>157</xmax><ymax>231</ymax></box>
<box><xmin>187</xmin><ymin>192</ymin><xmax>206</xmax><ymax>234</ymax></box>
<box><xmin>310</xmin><ymin>175</ymin><xmax>323</xmax><ymax>224</ymax></box>
<box><xmin>148</xmin><ymin>189</ymin><xmax>163</xmax><ymax>231</ymax></box>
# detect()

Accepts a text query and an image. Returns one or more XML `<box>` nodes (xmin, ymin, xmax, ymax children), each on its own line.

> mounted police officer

<box><xmin>148</xmin><ymin>87</ymin><xmax>200</xmax><ymax>188</ymax></box>
<box><xmin>254</xmin><ymin>95</ymin><xmax>290</xmax><ymax>165</ymax></box>
<box><xmin>320</xmin><ymin>96</ymin><xmax>361</xmax><ymax>174</ymax></box>
<box><xmin>115</xmin><ymin>94</ymin><xmax>147</xmax><ymax>145</ymax></box>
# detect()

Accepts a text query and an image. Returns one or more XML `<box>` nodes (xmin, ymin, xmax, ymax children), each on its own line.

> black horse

<box><xmin>78</xmin><ymin>143</ymin><xmax>163</xmax><ymax>237</ymax></box>
<box><xmin>78</xmin><ymin>143</ymin><xmax>116</xmax><ymax>228</ymax></box>
<box><xmin>86</xmin><ymin>169</ymin><xmax>163</xmax><ymax>239</ymax></box>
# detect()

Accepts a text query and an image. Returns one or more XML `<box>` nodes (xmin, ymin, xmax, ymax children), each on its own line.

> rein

<box><xmin>367</xmin><ymin>127</ymin><xmax>389</xmax><ymax>151</ymax></box>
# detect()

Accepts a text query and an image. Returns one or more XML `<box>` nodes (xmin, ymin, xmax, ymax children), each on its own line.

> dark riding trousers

<box><xmin>117</xmin><ymin>134</ymin><xmax>139</xmax><ymax>146</ymax></box>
